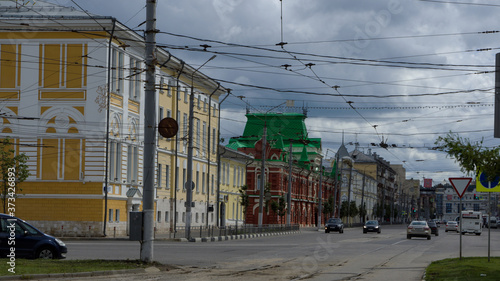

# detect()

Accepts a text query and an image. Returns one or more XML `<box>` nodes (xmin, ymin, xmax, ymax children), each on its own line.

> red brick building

<box><xmin>227</xmin><ymin>113</ymin><xmax>337</xmax><ymax>226</ymax></box>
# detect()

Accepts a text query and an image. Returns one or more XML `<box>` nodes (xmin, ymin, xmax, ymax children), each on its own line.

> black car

<box><xmin>325</xmin><ymin>218</ymin><xmax>344</xmax><ymax>233</ymax></box>
<box><xmin>428</xmin><ymin>221</ymin><xmax>439</xmax><ymax>236</ymax></box>
<box><xmin>0</xmin><ymin>214</ymin><xmax>67</xmax><ymax>259</ymax></box>
<box><xmin>363</xmin><ymin>220</ymin><xmax>381</xmax><ymax>234</ymax></box>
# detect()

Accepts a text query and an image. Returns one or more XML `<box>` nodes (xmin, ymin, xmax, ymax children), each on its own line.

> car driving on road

<box><xmin>427</xmin><ymin>221</ymin><xmax>439</xmax><ymax>236</ymax></box>
<box><xmin>445</xmin><ymin>221</ymin><xmax>459</xmax><ymax>233</ymax></box>
<box><xmin>363</xmin><ymin>220</ymin><xmax>381</xmax><ymax>234</ymax></box>
<box><xmin>0</xmin><ymin>214</ymin><xmax>67</xmax><ymax>259</ymax></box>
<box><xmin>325</xmin><ymin>218</ymin><xmax>344</xmax><ymax>233</ymax></box>
<box><xmin>407</xmin><ymin>221</ymin><xmax>431</xmax><ymax>240</ymax></box>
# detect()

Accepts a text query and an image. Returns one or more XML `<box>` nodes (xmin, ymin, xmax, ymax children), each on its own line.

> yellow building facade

<box><xmin>0</xmin><ymin>2</ymin><xmax>225</xmax><ymax>236</ymax></box>
<box><xmin>219</xmin><ymin>145</ymin><xmax>253</xmax><ymax>227</ymax></box>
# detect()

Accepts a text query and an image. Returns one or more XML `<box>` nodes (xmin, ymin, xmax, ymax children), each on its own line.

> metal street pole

<box><xmin>258</xmin><ymin>124</ymin><xmax>267</xmax><ymax>228</ymax></box>
<box><xmin>140</xmin><ymin>0</ymin><xmax>157</xmax><ymax>263</ymax></box>
<box><xmin>459</xmin><ymin>197</ymin><xmax>462</xmax><ymax>260</ymax></box>
<box><xmin>186</xmin><ymin>55</ymin><xmax>216</xmax><ymax>240</ymax></box>
<box><xmin>317</xmin><ymin>158</ymin><xmax>323</xmax><ymax>230</ymax></box>
<box><xmin>287</xmin><ymin>141</ymin><xmax>292</xmax><ymax>226</ymax></box>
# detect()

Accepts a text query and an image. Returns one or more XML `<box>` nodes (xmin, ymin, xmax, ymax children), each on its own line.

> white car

<box><xmin>445</xmin><ymin>221</ymin><xmax>459</xmax><ymax>232</ymax></box>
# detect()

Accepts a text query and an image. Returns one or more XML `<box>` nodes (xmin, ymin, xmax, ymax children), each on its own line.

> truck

<box><xmin>461</xmin><ymin>211</ymin><xmax>482</xmax><ymax>235</ymax></box>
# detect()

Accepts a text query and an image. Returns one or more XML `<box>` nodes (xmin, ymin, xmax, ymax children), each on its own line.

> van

<box><xmin>461</xmin><ymin>211</ymin><xmax>482</xmax><ymax>235</ymax></box>
<box><xmin>490</xmin><ymin>217</ymin><xmax>497</xmax><ymax>229</ymax></box>
<box><xmin>0</xmin><ymin>214</ymin><xmax>67</xmax><ymax>259</ymax></box>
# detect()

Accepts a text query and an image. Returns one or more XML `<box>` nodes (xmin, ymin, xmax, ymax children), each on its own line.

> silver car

<box><xmin>407</xmin><ymin>221</ymin><xmax>431</xmax><ymax>240</ymax></box>
<box><xmin>445</xmin><ymin>221</ymin><xmax>459</xmax><ymax>232</ymax></box>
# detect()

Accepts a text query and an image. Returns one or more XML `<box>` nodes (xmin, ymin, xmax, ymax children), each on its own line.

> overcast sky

<box><xmin>47</xmin><ymin>0</ymin><xmax>500</xmax><ymax>184</ymax></box>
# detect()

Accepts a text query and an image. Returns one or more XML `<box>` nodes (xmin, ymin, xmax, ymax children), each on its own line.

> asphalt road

<box><xmin>35</xmin><ymin>224</ymin><xmax>500</xmax><ymax>281</ymax></box>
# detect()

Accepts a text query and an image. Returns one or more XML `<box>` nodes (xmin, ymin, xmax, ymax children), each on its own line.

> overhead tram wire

<box><xmin>157</xmin><ymin>31</ymin><xmax>496</xmax><ymax>69</ymax></box>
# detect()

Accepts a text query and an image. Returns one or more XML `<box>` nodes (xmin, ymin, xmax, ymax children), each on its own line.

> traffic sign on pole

<box><xmin>449</xmin><ymin>177</ymin><xmax>472</xmax><ymax>198</ymax></box>
<box><xmin>476</xmin><ymin>172</ymin><xmax>500</xmax><ymax>192</ymax></box>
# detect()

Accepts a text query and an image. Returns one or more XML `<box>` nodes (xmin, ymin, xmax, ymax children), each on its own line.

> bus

<box><xmin>461</xmin><ymin>211</ymin><xmax>482</xmax><ymax>235</ymax></box>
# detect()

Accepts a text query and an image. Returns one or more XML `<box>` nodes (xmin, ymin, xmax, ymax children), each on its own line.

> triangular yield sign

<box><xmin>449</xmin><ymin>177</ymin><xmax>472</xmax><ymax>198</ymax></box>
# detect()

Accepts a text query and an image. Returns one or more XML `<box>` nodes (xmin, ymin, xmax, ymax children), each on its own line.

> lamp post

<box><xmin>186</xmin><ymin>55</ymin><xmax>216</xmax><ymax>240</ymax></box>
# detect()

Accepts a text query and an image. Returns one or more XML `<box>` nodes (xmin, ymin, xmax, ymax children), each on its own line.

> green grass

<box><xmin>426</xmin><ymin>257</ymin><xmax>500</xmax><ymax>280</ymax></box>
<box><xmin>0</xmin><ymin>259</ymin><xmax>155</xmax><ymax>276</ymax></box>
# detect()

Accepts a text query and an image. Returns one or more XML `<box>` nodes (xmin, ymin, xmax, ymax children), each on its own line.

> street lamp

<box><xmin>186</xmin><ymin>55</ymin><xmax>216</xmax><ymax>240</ymax></box>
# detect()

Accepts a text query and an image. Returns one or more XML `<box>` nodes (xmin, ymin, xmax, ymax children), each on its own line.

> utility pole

<box><xmin>258</xmin><ymin>124</ymin><xmax>267</xmax><ymax>228</ymax></box>
<box><xmin>186</xmin><ymin>55</ymin><xmax>216</xmax><ymax>240</ymax></box>
<box><xmin>317</xmin><ymin>158</ymin><xmax>323</xmax><ymax>230</ymax></box>
<box><xmin>141</xmin><ymin>0</ymin><xmax>157</xmax><ymax>263</ymax></box>
<box><xmin>287</xmin><ymin>141</ymin><xmax>292</xmax><ymax>226</ymax></box>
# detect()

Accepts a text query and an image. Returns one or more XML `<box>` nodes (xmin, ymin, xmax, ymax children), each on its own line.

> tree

<box><xmin>359</xmin><ymin>202</ymin><xmax>367</xmax><ymax>222</ymax></box>
<box><xmin>322</xmin><ymin>195</ymin><xmax>335</xmax><ymax>219</ymax></box>
<box><xmin>270</xmin><ymin>195</ymin><xmax>286</xmax><ymax>225</ymax></box>
<box><xmin>349</xmin><ymin>201</ymin><xmax>359</xmax><ymax>218</ymax></box>
<box><xmin>238</xmin><ymin>185</ymin><xmax>249</xmax><ymax>219</ymax></box>
<box><xmin>340</xmin><ymin>201</ymin><xmax>349</xmax><ymax>219</ymax></box>
<box><xmin>0</xmin><ymin>138</ymin><xmax>29</xmax><ymax>213</ymax></box>
<box><xmin>435</xmin><ymin>132</ymin><xmax>500</xmax><ymax>182</ymax></box>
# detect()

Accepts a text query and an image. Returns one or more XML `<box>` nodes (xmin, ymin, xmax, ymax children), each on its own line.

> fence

<box><xmin>170</xmin><ymin>224</ymin><xmax>300</xmax><ymax>239</ymax></box>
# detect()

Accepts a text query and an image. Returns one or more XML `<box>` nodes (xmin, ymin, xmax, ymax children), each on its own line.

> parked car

<box><xmin>325</xmin><ymin>218</ymin><xmax>344</xmax><ymax>233</ymax></box>
<box><xmin>0</xmin><ymin>214</ymin><xmax>67</xmax><ymax>259</ymax></box>
<box><xmin>445</xmin><ymin>221</ymin><xmax>459</xmax><ymax>233</ymax></box>
<box><xmin>407</xmin><ymin>221</ymin><xmax>431</xmax><ymax>240</ymax></box>
<box><xmin>427</xmin><ymin>221</ymin><xmax>439</xmax><ymax>236</ymax></box>
<box><xmin>363</xmin><ymin>220</ymin><xmax>381</xmax><ymax>234</ymax></box>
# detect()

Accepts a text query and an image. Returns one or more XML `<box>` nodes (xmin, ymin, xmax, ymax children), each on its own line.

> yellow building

<box><xmin>219</xmin><ymin>145</ymin><xmax>253</xmax><ymax>227</ymax></box>
<box><xmin>0</xmin><ymin>1</ymin><xmax>225</xmax><ymax>236</ymax></box>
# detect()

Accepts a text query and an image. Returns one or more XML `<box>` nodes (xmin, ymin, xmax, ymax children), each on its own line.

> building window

<box><xmin>212</xmin><ymin>128</ymin><xmax>216</xmax><ymax>154</ymax></box>
<box><xmin>115</xmin><ymin>209</ymin><xmax>120</xmax><ymax>222</ymax></box>
<box><xmin>182</xmin><ymin>168</ymin><xmax>186</xmax><ymax>191</ymax></box>
<box><xmin>157</xmin><ymin>211</ymin><xmax>161</xmax><ymax>222</ymax></box>
<box><xmin>183</xmin><ymin>113</ymin><xmax>188</xmax><ymax>138</ymax></box>
<box><xmin>233</xmin><ymin>165</ymin><xmax>236</xmax><ymax>187</ymax></box>
<box><xmin>129</xmin><ymin>57</ymin><xmax>141</xmax><ymax>100</ymax></box>
<box><xmin>159</xmin><ymin>107</ymin><xmax>164</xmax><ymax>122</ymax></box>
<box><xmin>202</xmin><ymin>122</ymin><xmax>206</xmax><ymax>154</ymax></box>
<box><xmin>211</xmin><ymin>175</ymin><xmax>215</xmax><ymax>195</ymax></box>
<box><xmin>196</xmin><ymin>171</ymin><xmax>200</xmax><ymax>193</ymax></box>
<box><xmin>165</xmin><ymin>165</ymin><xmax>170</xmax><ymax>189</ymax></box>
<box><xmin>202</xmin><ymin>172</ymin><xmax>206</xmax><ymax>194</ymax></box>
<box><xmin>184</xmin><ymin>89</ymin><xmax>188</xmax><ymax>103</ymax></box>
<box><xmin>109</xmin><ymin>209</ymin><xmax>114</xmax><ymax>222</ymax></box>
<box><xmin>158</xmin><ymin>164</ymin><xmax>162</xmax><ymax>188</ymax></box>
<box><xmin>109</xmin><ymin>142</ymin><xmax>121</xmax><ymax>182</ymax></box>
<box><xmin>196</xmin><ymin>119</ymin><xmax>200</xmax><ymax>152</ymax></box>
<box><xmin>165</xmin><ymin>211</ymin><xmax>169</xmax><ymax>222</ymax></box>
<box><xmin>111</xmin><ymin>48</ymin><xmax>124</xmax><ymax>93</ymax></box>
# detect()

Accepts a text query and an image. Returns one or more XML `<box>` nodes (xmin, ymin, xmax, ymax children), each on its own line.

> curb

<box><xmin>180</xmin><ymin>230</ymin><xmax>300</xmax><ymax>242</ymax></box>
<box><xmin>0</xmin><ymin>267</ymin><xmax>149</xmax><ymax>280</ymax></box>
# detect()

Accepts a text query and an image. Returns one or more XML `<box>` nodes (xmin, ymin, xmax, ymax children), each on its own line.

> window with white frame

<box><xmin>158</xmin><ymin>164</ymin><xmax>162</xmax><ymax>188</ymax></box>
<box><xmin>165</xmin><ymin>165</ymin><xmax>170</xmax><ymax>189</ymax></box>
<box><xmin>202</xmin><ymin>122</ymin><xmax>206</xmax><ymax>153</ymax></box>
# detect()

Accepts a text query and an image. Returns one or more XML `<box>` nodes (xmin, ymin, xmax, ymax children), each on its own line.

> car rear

<box><xmin>407</xmin><ymin>221</ymin><xmax>431</xmax><ymax>240</ymax></box>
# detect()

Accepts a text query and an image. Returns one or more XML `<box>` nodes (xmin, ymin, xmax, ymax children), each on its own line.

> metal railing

<box><xmin>172</xmin><ymin>224</ymin><xmax>300</xmax><ymax>239</ymax></box>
